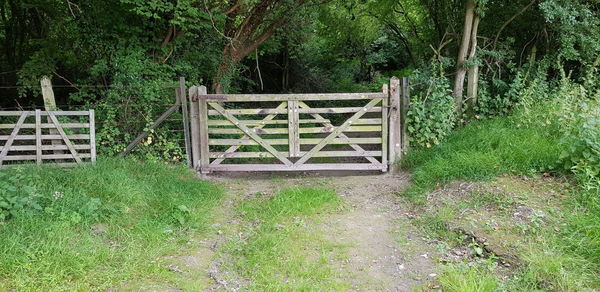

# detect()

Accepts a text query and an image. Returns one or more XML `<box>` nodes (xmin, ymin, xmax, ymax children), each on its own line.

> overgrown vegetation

<box><xmin>0</xmin><ymin>159</ymin><xmax>222</xmax><ymax>290</ymax></box>
<box><xmin>402</xmin><ymin>73</ymin><xmax>600</xmax><ymax>289</ymax></box>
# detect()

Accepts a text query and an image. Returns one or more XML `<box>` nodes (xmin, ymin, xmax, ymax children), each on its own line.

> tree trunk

<box><xmin>466</xmin><ymin>14</ymin><xmax>481</xmax><ymax>111</ymax></box>
<box><xmin>453</xmin><ymin>0</ymin><xmax>476</xmax><ymax>112</ymax></box>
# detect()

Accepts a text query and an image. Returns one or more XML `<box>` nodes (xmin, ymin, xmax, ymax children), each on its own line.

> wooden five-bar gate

<box><xmin>0</xmin><ymin>110</ymin><xmax>96</xmax><ymax>167</ymax></box>
<box><xmin>187</xmin><ymin>77</ymin><xmax>409</xmax><ymax>173</ymax></box>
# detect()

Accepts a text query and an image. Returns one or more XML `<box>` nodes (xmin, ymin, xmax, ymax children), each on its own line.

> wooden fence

<box><xmin>187</xmin><ymin>77</ymin><xmax>409</xmax><ymax>173</ymax></box>
<box><xmin>0</xmin><ymin>110</ymin><xmax>96</xmax><ymax>167</ymax></box>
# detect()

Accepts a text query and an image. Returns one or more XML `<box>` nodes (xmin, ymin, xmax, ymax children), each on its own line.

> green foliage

<box><xmin>402</xmin><ymin>116</ymin><xmax>561</xmax><ymax>200</ymax></box>
<box><xmin>0</xmin><ymin>170</ymin><xmax>42</xmax><ymax>221</ymax></box>
<box><xmin>0</xmin><ymin>159</ymin><xmax>222</xmax><ymax>290</ymax></box>
<box><xmin>407</xmin><ymin>66</ymin><xmax>456</xmax><ymax>148</ymax></box>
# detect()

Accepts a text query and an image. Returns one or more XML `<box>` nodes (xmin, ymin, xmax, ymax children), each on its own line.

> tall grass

<box><xmin>402</xmin><ymin>117</ymin><xmax>562</xmax><ymax>201</ymax></box>
<box><xmin>0</xmin><ymin>159</ymin><xmax>222</xmax><ymax>290</ymax></box>
<box><xmin>402</xmin><ymin>113</ymin><xmax>600</xmax><ymax>290</ymax></box>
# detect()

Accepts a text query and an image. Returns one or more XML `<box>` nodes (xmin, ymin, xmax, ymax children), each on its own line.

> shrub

<box><xmin>407</xmin><ymin>67</ymin><xmax>456</xmax><ymax>148</ymax></box>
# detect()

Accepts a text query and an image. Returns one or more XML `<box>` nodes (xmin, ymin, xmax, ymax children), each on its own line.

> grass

<box><xmin>439</xmin><ymin>263</ymin><xmax>498</xmax><ymax>292</ymax></box>
<box><xmin>0</xmin><ymin>159</ymin><xmax>222</xmax><ymax>290</ymax></box>
<box><xmin>219</xmin><ymin>187</ymin><xmax>348</xmax><ymax>291</ymax></box>
<box><xmin>402</xmin><ymin>115</ymin><xmax>600</xmax><ymax>291</ymax></box>
<box><xmin>402</xmin><ymin>117</ymin><xmax>561</xmax><ymax>202</ymax></box>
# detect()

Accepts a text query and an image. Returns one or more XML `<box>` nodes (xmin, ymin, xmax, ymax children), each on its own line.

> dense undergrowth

<box><xmin>0</xmin><ymin>159</ymin><xmax>222</xmax><ymax>290</ymax></box>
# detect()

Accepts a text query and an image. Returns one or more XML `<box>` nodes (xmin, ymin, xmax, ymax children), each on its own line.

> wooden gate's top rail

<box><xmin>196</xmin><ymin>92</ymin><xmax>387</xmax><ymax>102</ymax></box>
<box><xmin>0</xmin><ymin>110</ymin><xmax>91</xmax><ymax>116</ymax></box>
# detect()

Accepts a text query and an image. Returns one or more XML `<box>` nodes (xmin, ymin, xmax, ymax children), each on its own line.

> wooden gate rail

<box><xmin>0</xmin><ymin>110</ymin><xmax>96</xmax><ymax>167</ymax></box>
<box><xmin>187</xmin><ymin>77</ymin><xmax>410</xmax><ymax>173</ymax></box>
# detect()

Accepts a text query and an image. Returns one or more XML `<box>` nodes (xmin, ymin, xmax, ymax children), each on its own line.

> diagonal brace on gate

<box><xmin>208</xmin><ymin>102</ymin><xmax>293</xmax><ymax>166</ymax></box>
<box><xmin>47</xmin><ymin>112</ymin><xmax>83</xmax><ymax>163</ymax></box>
<box><xmin>210</xmin><ymin>102</ymin><xmax>287</xmax><ymax>165</ymax></box>
<box><xmin>295</xmin><ymin>98</ymin><xmax>382</xmax><ymax>166</ymax></box>
<box><xmin>0</xmin><ymin>112</ymin><xmax>27</xmax><ymax>166</ymax></box>
<box><xmin>297</xmin><ymin>101</ymin><xmax>383</xmax><ymax>166</ymax></box>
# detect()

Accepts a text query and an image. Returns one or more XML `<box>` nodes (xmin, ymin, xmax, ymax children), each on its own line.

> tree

<box><xmin>210</xmin><ymin>0</ymin><xmax>311</xmax><ymax>93</ymax></box>
<box><xmin>453</xmin><ymin>0</ymin><xmax>478</xmax><ymax>112</ymax></box>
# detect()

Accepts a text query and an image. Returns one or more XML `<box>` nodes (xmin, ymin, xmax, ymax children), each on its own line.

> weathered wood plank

<box><xmin>188</xmin><ymin>86</ymin><xmax>201</xmax><ymax>169</ymax></box>
<box><xmin>287</xmin><ymin>100</ymin><xmax>300</xmax><ymax>157</ymax></box>
<box><xmin>208</xmin><ymin>102</ymin><xmax>293</xmax><ymax>166</ymax></box>
<box><xmin>0</xmin><ymin>111</ymin><xmax>90</xmax><ymax>116</ymax></box>
<box><xmin>209</xmin><ymin>102</ymin><xmax>287</xmax><ymax>166</ymax></box>
<box><xmin>209</xmin><ymin>137</ymin><xmax>382</xmax><ymax>146</ymax></box>
<box><xmin>295</xmin><ymin>98</ymin><xmax>382</xmax><ymax>165</ymax></box>
<box><xmin>179</xmin><ymin>78</ymin><xmax>192</xmax><ymax>167</ymax></box>
<box><xmin>202</xmin><ymin>163</ymin><xmax>387</xmax><ymax>172</ymax></box>
<box><xmin>47</xmin><ymin>112</ymin><xmax>82</xmax><ymax>164</ymax></box>
<box><xmin>41</xmin><ymin>78</ymin><xmax>64</xmax><ymax>156</ymax></box>
<box><xmin>197</xmin><ymin>92</ymin><xmax>387</xmax><ymax>102</ymax></box>
<box><xmin>197</xmin><ymin>86</ymin><xmax>211</xmax><ymax>171</ymax></box>
<box><xmin>207</xmin><ymin>119</ymin><xmax>330</xmax><ymax>126</ymax></box>
<box><xmin>89</xmin><ymin>109</ymin><xmax>97</xmax><ymax>164</ymax></box>
<box><xmin>381</xmin><ymin>84</ymin><xmax>389</xmax><ymax>169</ymax></box>
<box><xmin>2</xmin><ymin>153</ymin><xmax>93</xmax><ymax>161</ymax></box>
<box><xmin>0</xmin><ymin>145</ymin><xmax>92</xmax><ymax>151</ymax></box>
<box><xmin>35</xmin><ymin>109</ymin><xmax>42</xmax><ymax>165</ymax></box>
<box><xmin>0</xmin><ymin>134</ymin><xmax>91</xmax><ymax>140</ymax></box>
<box><xmin>388</xmin><ymin>77</ymin><xmax>402</xmax><ymax>172</ymax></box>
<box><xmin>207</xmin><ymin>125</ymin><xmax>382</xmax><ymax>135</ymax></box>
<box><xmin>0</xmin><ymin>123</ymin><xmax>90</xmax><ymax>129</ymax></box>
<box><xmin>207</xmin><ymin>107</ymin><xmax>382</xmax><ymax>116</ymax></box>
<box><xmin>0</xmin><ymin>112</ymin><xmax>27</xmax><ymax>166</ymax></box>
<box><xmin>208</xmin><ymin>151</ymin><xmax>383</xmax><ymax>159</ymax></box>
<box><xmin>401</xmin><ymin>77</ymin><xmax>410</xmax><ymax>154</ymax></box>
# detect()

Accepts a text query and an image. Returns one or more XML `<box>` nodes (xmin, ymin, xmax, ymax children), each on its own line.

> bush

<box><xmin>407</xmin><ymin>66</ymin><xmax>457</xmax><ymax>148</ymax></box>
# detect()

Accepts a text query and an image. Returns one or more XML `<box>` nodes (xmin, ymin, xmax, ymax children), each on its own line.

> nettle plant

<box><xmin>0</xmin><ymin>170</ymin><xmax>43</xmax><ymax>221</ymax></box>
<box><xmin>407</xmin><ymin>70</ymin><xmax>456</xmax><ymax>148</ymax></box>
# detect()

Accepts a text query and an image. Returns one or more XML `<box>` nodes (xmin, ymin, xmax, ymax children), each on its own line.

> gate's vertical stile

<box><xmin>179</xmin><ymin>77</ymin><xmax>192</xmax><ymax>168</ymax></box>
<box><xmin>388</xmin><ymin>77</ymin><xmax>402</xmax><ymax>172</ymax></box>
<box><xmin>400</xmin><ymin>77</ymin><xmax>410</xmax><ymax>154</ymax></box>
<box><xmin>197</xmin><ymin>85</ymin><xmax>210</xmax><ymax>173</ymax></box>
<box><xmin>188</xmin><ymin>86</ymin><xmax>201</xmax><ymax>169</ymax></box>
<box><xmin>381</xmin><ymin>84</ymin><xmax>389</xmax><ymax>169</ymax></box>
<box><xmin>35</xmin><ymin>109</ymin><xmax>42</xmax><ymax>165</ymax></box>
<box><xmin>89</xmin><ymin>110</ymin><xmax>97</xmax><ymax>164</ymax></box>
<box><xmin>287</xmin><ymin>100</ymin><xmax>300</xmax><ymax>157</ymax></box>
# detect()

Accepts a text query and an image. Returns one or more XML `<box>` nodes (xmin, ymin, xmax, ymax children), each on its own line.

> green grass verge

<box><xmin>0</xmin><ymin>159</ymin><xmax>222</xmax><ymax>290</ymax></box>
<box><xmin>220</xmin><ymin>187</ymin><xmax>348</xmax><ymax>291</ymax></box>
<box><xmin>402</xmin><ymin>116</ymin><xmax>600</xmax><ymax>291</ymax></box>
<box><xmin>402</xmin><ymin>117</ymin><xmax>561</xmax><ymax>202</ymax></box>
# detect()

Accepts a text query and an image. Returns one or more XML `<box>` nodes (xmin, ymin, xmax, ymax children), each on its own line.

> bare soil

<box><xmin>195</xmin><ymin>171</ymin><xmax>439</xmax><ymax>291</ymax></box>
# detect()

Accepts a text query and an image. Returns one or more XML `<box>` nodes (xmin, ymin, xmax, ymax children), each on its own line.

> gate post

<box><xmin>197</xmin><ymin>85</ymin><xmax>211</xmax><ymax>173</ymax></box>
<box><xmin>400</xmin><ymin>77</ymin><xmax>410</xmax><ymax>153</ymax></box>
<box><xmin>179</xmin><ymin>77</ymin><xmax>192</xmax><ymax>167</ymax></box>
<box><xmin>388</xmin><ymin>77</ymin><xmax>402</xmax><ymax>172</ymax></box>
<box><xmin>189</xmin><ymin>86</ymin><xmax>201</xmax><ymax>169</ymax></box>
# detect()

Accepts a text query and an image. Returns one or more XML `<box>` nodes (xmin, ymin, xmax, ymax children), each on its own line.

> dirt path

<box><xmin>323</xmin><ymin>173</ymin><xmax>438</xmax><ymax>291</ymax></box>
<box><xmin>198</xmin><ymin>172</ymin><xmax>439</xmax><ymax>291</ymax></box>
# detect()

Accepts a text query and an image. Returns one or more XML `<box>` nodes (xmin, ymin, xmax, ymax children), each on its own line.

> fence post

<box><xmin>197</xmin><ymin>85</ymin><xmax>210</xmax><ymax>174</ymax></box>
<box><xmin>188</xmin><ymin>86</ymin><xmax>201</xmax><ymax>169</ymax></box>
<box><xmin>388</xmin><ymin>77</ymin><xmax>401</xmax><ymax>172</ymax></box>
<box><xmin>40</xmin><ymin>77</ymin><xmax>64</xmax><ymax>155</ymax></box>
<box><xmin>400</xmin><ymin>77</ymin><xmax>410</xmax><ymax>154</ymax></box>
<box><xmin>178</xmin><ymin>77</ymin><xmax>192</xmax><ymax>168</ymax></box>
